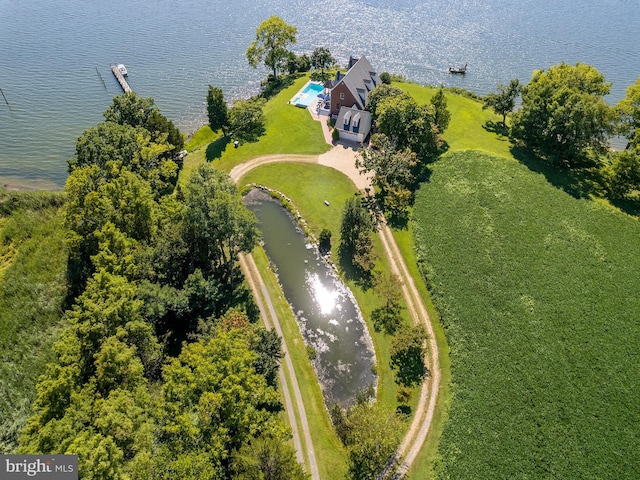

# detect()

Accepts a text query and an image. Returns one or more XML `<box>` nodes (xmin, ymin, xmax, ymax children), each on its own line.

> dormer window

<box><xmin>343</xmin><ymin>110</ymin><xmax>352</xmax><ymax>131</ymax></box>
<box><xmin>352</xmin><ymin>113</ymin><xmax>361</xmax><ymax>133</ymax></box>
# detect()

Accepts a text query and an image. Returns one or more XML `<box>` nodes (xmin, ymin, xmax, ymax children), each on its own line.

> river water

<box><xmin>244</xmin><ymin>188</ymin><xmax>376</xmax><ymax>406</ymax></box>
<box><xmin>1</xmin><ymin>0</ymin><xmax>638</xmax><ymax>187</ymax></box>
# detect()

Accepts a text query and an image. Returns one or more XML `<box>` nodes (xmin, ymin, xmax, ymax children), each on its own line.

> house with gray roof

<box><xmin>329</xmin><ymin>55</ymin><xmax>379</xmax><ymax>117</ymax></box>
<box><xmin>329</xmin><ymin>55</ymin><xmax>379</xmax><ymax>143</ymax></box>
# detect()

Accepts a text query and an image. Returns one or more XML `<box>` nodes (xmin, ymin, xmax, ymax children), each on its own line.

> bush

<box><xmin>306</xmin><ymin>344</ymin><xmax>317</xmax><ymax>360</ymax></box>
<box><xmin>318</xmin><ymin>228</ymin><xmax>332</xmax><ymax>253</ymax></box>
<box><xmin>379</xmin><ymin>72</ymin><xmax>391</xmax><ymax>84</ymax></box>
<box><xmin>332</xmin><ymin>127</ymin><xmax>340</xmax><ymax>143</ymax></box>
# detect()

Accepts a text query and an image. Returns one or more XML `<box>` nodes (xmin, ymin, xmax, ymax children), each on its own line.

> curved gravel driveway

<box><xmin>230</xmin><ymin>143</ymin><xmax>440</xmax><ymax>479</ymax></box>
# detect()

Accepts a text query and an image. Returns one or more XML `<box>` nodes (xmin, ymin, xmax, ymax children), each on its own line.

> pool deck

<box><xmin>289</xmin><ymin>80</ymin><xmax>325</xmax><ymax>108</ymax></box>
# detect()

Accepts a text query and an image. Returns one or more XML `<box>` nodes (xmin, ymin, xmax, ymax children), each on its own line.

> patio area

<box><xmin>289</xmin><ymin>80</ymin><xmax>330</xmax><ymax>109</ymax></box>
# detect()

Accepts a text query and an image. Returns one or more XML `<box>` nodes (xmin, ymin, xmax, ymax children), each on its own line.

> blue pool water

<box><xmin>291</xmin><ymin>82</ymin><xmax>325</xmax><ymax>107</ymax></box>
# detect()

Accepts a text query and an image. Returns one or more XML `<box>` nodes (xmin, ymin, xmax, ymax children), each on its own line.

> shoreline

<box><xmin>0</xmin><ymin>176</ymin><xmax>63</xmax><ymax>192</ymax></box>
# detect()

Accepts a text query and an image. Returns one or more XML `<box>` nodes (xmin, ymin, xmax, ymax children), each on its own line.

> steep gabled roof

<box><xmin>332</xmin><ymin>55</ymin><xmax>379</xmax><ymax>110</ymax></box>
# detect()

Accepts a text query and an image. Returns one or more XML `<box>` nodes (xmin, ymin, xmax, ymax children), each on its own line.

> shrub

<box><xmin>318</xmin><ymin>228</ymin><xmax>332</xmax><ymax>253</ymax></box>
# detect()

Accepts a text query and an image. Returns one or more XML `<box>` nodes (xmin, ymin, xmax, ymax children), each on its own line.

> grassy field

<box><xmin>413</xmin><ymin>151</ymin><xmax>640</xmax><ymax>479</ymax></box>
<box><xmin>0</xmin><ymin>192</ymin><xmax>68</xmax><ymax>453</ymax></box>
<box><xmin>181</xmin><ymin>75</ymin><xmax>330</xmax><ymax>184</ymax></box>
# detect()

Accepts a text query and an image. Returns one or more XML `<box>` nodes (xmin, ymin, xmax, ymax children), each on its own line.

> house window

<box><xmin>340</xmin><ymin>92</ymin><xmax>345</xmax><ymax>100</ymax></box>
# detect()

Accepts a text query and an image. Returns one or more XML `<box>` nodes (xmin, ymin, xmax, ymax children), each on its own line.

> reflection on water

<box><xmin>244</xmin><ymin>188</ymin><xmax>376</xmax><ymax>406</ymax></box>
<box><xmin>308</xmin><ymin>272</ymin><xmax>340</xmax><ymax>316</ymax></box>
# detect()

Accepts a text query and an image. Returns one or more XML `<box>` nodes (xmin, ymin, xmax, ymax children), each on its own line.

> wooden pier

<box><xmin>111</xmin><ymin>65</ymin><xmax>132</xmax><ymax>93</ymax></box>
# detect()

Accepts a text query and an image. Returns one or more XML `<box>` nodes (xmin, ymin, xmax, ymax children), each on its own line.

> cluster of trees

<box><xmin>330</xmin><ymin>399</ymin><xmax>403</xmax><ymax>480</ymax></box>
<box><xmin>483</xmin><ymin>64</ymin><xmax>640</xmax><ymax>198</ymax></box>
<box><xmin>246</xmin><ymin>16</ymin><xmax>336</xmax><ymax>82</ymax></box>
<box><xmin>206</xmin><ymin>86</ymin><xmax>266</xmax><ymax>144</ymax></box>
<box><xmin>18</xmin><ymin>94</ymin><xmax>305</xmax><ymax>479</ymax></box>
<box><xmin>339</xmin><ymin>195</ymin><xmax>376</xmax><ymax>275</ymax></box>
<box><xmin>357</xmin><ymin>84</ymin><xmax>450</xmax><ymax>221</ymax></box>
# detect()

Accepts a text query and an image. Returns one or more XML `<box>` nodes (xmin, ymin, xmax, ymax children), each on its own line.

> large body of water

<box><xmin>1</xmin><ymin>0</ymin><xmax>638</xmax><ymax>187</ymax></box>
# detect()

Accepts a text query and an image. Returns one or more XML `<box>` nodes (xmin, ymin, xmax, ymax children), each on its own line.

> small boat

<box><xmin>449</xmin><ymin>64</ymin><xmax>467</xmax><ymax>74</ymax></box>
<box><xmin>116</xmin><ymin>64</ymin><xmax>128</xmax><ymax>76</ymax></box>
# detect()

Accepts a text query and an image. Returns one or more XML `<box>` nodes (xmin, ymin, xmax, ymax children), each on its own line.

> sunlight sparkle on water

<box><xmin>308</xmin><ymin>272</ymin><xmax>339</xmax><ymax>315</ymax></box>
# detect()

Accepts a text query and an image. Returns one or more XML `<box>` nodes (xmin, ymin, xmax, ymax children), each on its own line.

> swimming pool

<box><xmin>290</xmin><ymin>82</ymin><xmax>325</xmax><ymax>108</ymax></box>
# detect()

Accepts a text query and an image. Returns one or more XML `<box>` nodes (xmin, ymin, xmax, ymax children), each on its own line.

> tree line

<box><xmin>483</xmin><ymin>63</ymin><xmax>640</xmax><ymax>199</ymax></box>
<box><xmin>17</xmin><ymin>93</ymin><xmax>306</xmax><ymax>479</ymax></box>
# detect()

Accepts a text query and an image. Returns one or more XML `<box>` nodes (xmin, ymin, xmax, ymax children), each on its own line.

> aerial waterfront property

<box><xmin>2</xmin><ymin>1</ymin><xmax>640</xmax><ymax>479</ymax></box>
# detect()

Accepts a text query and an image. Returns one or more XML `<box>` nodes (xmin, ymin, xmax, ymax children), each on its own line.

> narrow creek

<box><xmin>244</xmin><ymin>188</ymin><xmax>376</xmax><ymax>406</ymax></box>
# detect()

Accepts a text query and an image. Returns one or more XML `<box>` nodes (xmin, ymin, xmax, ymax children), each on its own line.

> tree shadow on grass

<box><xmin>511</xmin><ymin>144</ymin><xmax>640</xmax><ymax>218</ymax></box>
<box><xmin>483</xmin><ymin>120</ymin><xmax>510</xmax><ymax>138</ymax></box>
<box><xmin>338</xmin><ymin>251</ymin><xmax>374</xmax><ymax>291</ymax></box>
<box><xmin>206</xmin><ymin>136</ymin><xmax>230</xmax><ymax>162</ymax></box>
<box><xmin>609</xmin><ymin>196</ymin><xmax>640</xmax><ymax>217</ymax></box>
<box><xmin>510</xmin><ymin>145</ymin><xmax>604</xmax><ymax>200</ymax></box>
<box><xmin>260</xmin><ymin>73</ymin><xmax>302</xmax><ymax>101</ymax></box>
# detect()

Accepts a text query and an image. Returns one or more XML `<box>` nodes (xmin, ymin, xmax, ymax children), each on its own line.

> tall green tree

<box><xmin>616</xmin><ymin>77</ymin><xmax>640</xmax><ymax>149</ymax></box>
<box><xmin>390</xmin><ymin>324</ymin><xmax>428</xmax><ymax>387</ymax></box>
<box><xmin>511</xmin><ymin>63</ymin><xmax>614</xmax><ymax>165</ymax></box>
<box><xmin>483</xmin><ymin>79</ymin><xmax>520</xmax><ymax>125</ymax></box>
<box><xmin>430</xmin><ymin>86</ymin><xmax>451</xmax><ymax>132</ymax></box>
<box><xmin>103</xmin><ymin>93</ymin><xmax>183</xmax><ymax>155</ymax></box>
<box><xmin>246</xmin><ymin>16</ymin><xmax>298</xmax><ymax>78</ymax></box>
<box><xmin>370</xmin><ymin>272</ymin><xmax>403</xmax><ymax>334</ymax></box>
<box><xmin>339</xmin><ymin>195</ymin><xmax>375</xmax><ymax>273</ymax></box>
<box><xmin>356</xmin><ymin>134</ymin><xmax>417</xmax><ymax>219</ymax></box>
<box><xmin>376</xmin><ymin>95</ymin><xmax>442</xmax><ymax>162</ymax></box>
<box><xmin>310</xmin><ymin>47</ymin><xmax>335</xmax><ymax>76</ymax></box>
<box><xmin>603</xmin><ymin>149</ymin><xmax>640</xmax><ymax>198</ymax></box>
<box><xmin>206</xmin><ymin>86</ymin><xmax>229</xmax><ymax>137</ymax></box>
<box><xmin>154</xmin><ymin>329</ymin><xmax>285</xmax><ymax>478</ymax></box>
<box><xmin>344</xmin><ymin>403</ymin><xmax>403</xmax><ymax>480</ymax></box>
<box><xmin>18</xmin><ymin>272</ymin><xmax>157</xmax><ymax>478</ymax></box>
<box><xmin>183</xmin><ymin>164</ymin><xmax>259</xmax><ymax>284</ymax></box>
<box><xmin>231</xmin><ymin>436</ymin><xmax>307</xmax><ymax>480</ymax></box>
<box><xmin>366</xmin><ymin>84</ymin><xmax>409</xmax><ymax>119</ymax></box>
<box><xmin>228</xmin><ymin>98</ymin><xmax>266</xmax><ymax>143</ymax></box>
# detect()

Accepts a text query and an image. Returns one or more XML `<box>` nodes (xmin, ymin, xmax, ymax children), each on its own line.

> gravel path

<box><xmin>230</xmin><ymin>143</ymin><xmax>440</xmax><ymax>478</ymax></box>
<box><xmin>232</xmin><ymin>164</ymin><xmax>320</xmax><ymax>480</ymax></box>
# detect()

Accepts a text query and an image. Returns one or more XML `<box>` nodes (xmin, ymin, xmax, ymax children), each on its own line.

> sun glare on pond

<box><xmin>307</xmin><ymin>272</ymin><xmax>339</xmax><ymax>316</ymax></box>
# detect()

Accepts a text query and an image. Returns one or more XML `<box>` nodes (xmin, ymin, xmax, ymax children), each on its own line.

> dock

<box><xmin>111</xmin><ymin>65</ymin><xmax>132</xmax><ymax>93</ymax></box>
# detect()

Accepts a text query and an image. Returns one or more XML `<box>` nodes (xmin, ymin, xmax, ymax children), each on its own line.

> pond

<box><xmin>244</xmin><ymin>188</ymin><xmax>376</xmax><ymax>406</ymax></box>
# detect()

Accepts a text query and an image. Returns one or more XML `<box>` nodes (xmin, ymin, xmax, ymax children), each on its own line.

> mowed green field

<box><xmin>413</xmin><ymin>151</ymin><xmax>640</xmax><ymax>478</ymax></box>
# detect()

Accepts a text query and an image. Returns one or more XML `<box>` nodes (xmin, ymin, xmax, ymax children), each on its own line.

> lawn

<box><xmin>396</xmin><ymin>81</ymin><xmax>513</xmax><ymax>158</ymax></box>
<box><xmin>181</xmin><ymin>75</ymin><xmax>330</xmax><ymax>185</ymax></box>
<box><xmin>0</xmin><ymin>193</ymin><xmax>68</xmax><ymax>453</ymax></box>
<box><xmin>413</xmin><ymin>151</ymin><xmax>640</xmax><ymax>479</ymax></box>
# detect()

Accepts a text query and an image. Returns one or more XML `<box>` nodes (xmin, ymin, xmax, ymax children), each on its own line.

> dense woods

<box><xmin>15</xmin><ymin>94</ymin><xmax>304</xmax><ymax>479</ymax></box>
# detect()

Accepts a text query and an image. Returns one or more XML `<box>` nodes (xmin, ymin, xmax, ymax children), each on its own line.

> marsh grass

<box><xmin>0</xmin><ymin>197</ymin><xmax>68</xmax><ymax>452</ymax></box>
